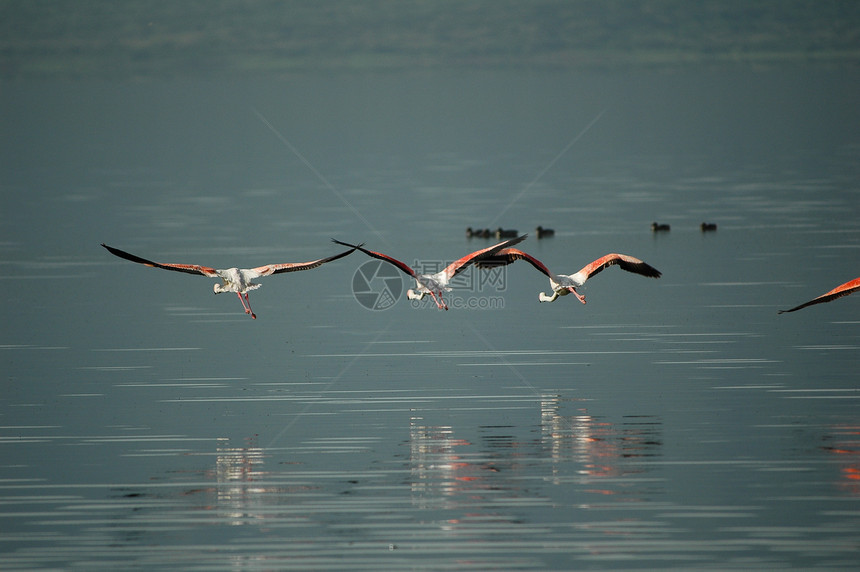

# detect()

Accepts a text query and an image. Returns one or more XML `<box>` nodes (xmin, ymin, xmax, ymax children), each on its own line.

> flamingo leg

<box><xmin>236</xmin><ymin>292</ymin><xmax>256</xmax><ymax>318</ymax></box>
<box><xmin>568</xmin><ymin>287</ymin><xmax>586</xmax><ymax>304</ymax></box>
<box><xmin>430</xmin><ymin>291</ymin><xmax>448</xmax><ymax>310</ymax></box>
<box><xmin>244</xmin><ymin>293</ymin><xmax>256</xmax><ymax>319</ymax></box>
<box><xmin>236</xmin><ymin>292</ymin><xmax>250</xmax><ymax>314</ymax></box>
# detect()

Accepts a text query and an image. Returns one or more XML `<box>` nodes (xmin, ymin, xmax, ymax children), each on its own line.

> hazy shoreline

<box><xmin>2</xmin><ymin>1</ymin><xmax>858</xmax><ymax>80</ymax></box>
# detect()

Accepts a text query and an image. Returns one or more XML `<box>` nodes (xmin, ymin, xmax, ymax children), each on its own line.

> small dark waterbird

<box><xmin>466</xmin><ymin>227</ymin><xmax>492</xmax><ymax>238</ymax></box>
<box><xmin>535</xmin><ymin>225</ymin><xmax>555</xmax><ymax>238</ymax></box>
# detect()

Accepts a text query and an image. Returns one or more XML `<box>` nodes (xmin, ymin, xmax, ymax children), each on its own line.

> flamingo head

<box><xmin>213</xmin><ymin>282</ymin><xmax>226</xmax><ymax>294</ymax></box>
<box><xmin>406</xmin><ymin>289</ymin><xmax>425</xmax><ymax>301</ymax></box>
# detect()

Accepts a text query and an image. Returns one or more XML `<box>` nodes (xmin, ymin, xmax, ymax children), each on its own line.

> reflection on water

<box><xmin>211</xmin><ymin>435</ymin><xmax>270</xmax><ymax>525</ymax></box>
<box><xmin>409</xmin><ymin>396</ymin><xmax>662</xmax><ymax>508</ymax></box>
<box><xmin>410</xmin><ymin>419</ymin><xmax>476</xmax><ymax>509</ymax></box>
<box><xmin>541</xmin><ymin>395</ymin><xmax>661</xmax><ymax>489</ymax></box>
<box><xmin>823</xmin><ymin>424</ymin><xmax>860</xmax><ymax>497</ymax></box>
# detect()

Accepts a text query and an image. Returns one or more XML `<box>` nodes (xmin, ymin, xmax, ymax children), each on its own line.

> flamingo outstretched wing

<box><xmin>440</xmin><ymin>234</ymin><xmax>528</xmax><ymax>280</ymax></box>
<box><xmin>576</xmin><ymin>253</ymin><xmax>662</xmax><ymax>281</ymax></box>
<box><xmin>252</xmin><ymin>245</ymin><xmax>360</xmax><ymax>277</ymax></box>
<box><xmin>101</xmin><ymin>244</ymin><xmax>218</xmax><ymax>277</ymax></box>
<box><xmin>331</xmin><ymin>239</ymin><xmax>416</xmax><ymax>277</ymax></box>
<box><xmin>475</xmin><ymin>247</ymin><xmax>552</xmax><ymax>277</ymax></box>
<box><xmin>779</xmin><ymin>277</ymin><xmax>860</xmax><ymax>314</ymax></box>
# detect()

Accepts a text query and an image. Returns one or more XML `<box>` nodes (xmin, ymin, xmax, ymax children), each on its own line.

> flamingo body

<box><xmin>101</xmin><ymin>242</ymin><xmax>358</xmax><ymax>319</ymax></box>
<box><xmin>333</xmin><ymin>235</ymin><xmax>527</xmax><ymax>310</ymax></box>
<box><xmin>478</xmin><ymin>249</ymin><xmax>661</xmax><ymax>303</ymax></box>
<box><xmin>778</xmin><ymin>277</ymin><xmax>860</xmax><ymax>314</ymax></box>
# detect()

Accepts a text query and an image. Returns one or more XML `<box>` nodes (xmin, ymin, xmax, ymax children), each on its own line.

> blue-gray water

<box><xmin>2</xmin><ymin>69</ymin><xmax>859</xmax><ymax>570</ymax></box>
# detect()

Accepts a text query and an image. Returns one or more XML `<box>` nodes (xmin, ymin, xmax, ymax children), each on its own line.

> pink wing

<box><xmin>440</xmin><ymin>234</ymin><xmax>528</xmax><ymax>280</ymax></box>
<box><xmin>102</xmin><ymin>244</ymin><xmax>218</xmax><ymax>277</ymax></box>
<box><xmin>332</xmin><ymin>239</ymin><xmax>416</xmax><ymax>277</ymax></box>
<box><xmin>252</xmin><ymin>246</ymin><xmax>359</xmax><ymax>276</ymax></box>
<box><xmin>576</xmin><ymin>253</ymin><xmax>662</xmax><ymax>282</ymax></box>
<box><xmin>779</xmin><ymin>277</ymin><xmax>860</xmax><ymax>314</ymax></box>
<box><xmin>474</xmin><ymin>248</ymin><xmax>552</xmax><ymax>278</ymax></box>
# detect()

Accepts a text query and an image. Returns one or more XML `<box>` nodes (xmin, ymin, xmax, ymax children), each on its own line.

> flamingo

<box><xmin>332</xmin><ymin>235</ymin><xmax>527</xmax><ymax>310</ymax></box>
<box><xmin>778</xmin><ymin>277</ymin><xmax>860</xmax><ymax>314</ymax></box>
<box><xmin>101</xmin><ymin>242</ymin><xmax>359</xmax><ymax>319</ymax></box>
<box><xmin>477</xmin><ymin>248</ymin><xmax>661</xmax><ymax>303</ymax></box>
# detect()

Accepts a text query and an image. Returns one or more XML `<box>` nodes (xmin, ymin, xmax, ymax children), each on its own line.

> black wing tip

<box><xmin>510</xmin><ymin>233</ymin><xmax>528</xmax><ymax>247</ymax></box>
<box><xmin>334</xmin><ymin>243</ymin><xmax>364</xmax><ymax>257</ymax></box>
<box><xmin>101</xmin><ymin>243</ymin><xmax>125</xmax><ymax>256</ymax></box>
<box><xmin>101</xmin><ymin>243</ymin><xmax>133</xmax><ymax>257</ymax></box>
<box><xmin>331</xmin><ymin>238</ymin><xmax>360</xmax><ymax>249</ymax></box>
<box><xmin>623</xmin><ymin>260</ymin><xmax>661</xmax><ymax>279</ymax></box>
<box><xmin>628</xmin><ymin>259</ymin><xmax>661</xmax><ymax>278</ymax></box>
<box><xmin>331</xmin><ymin>238</ymin><xmax>367</xmax><ymax>255</ymax></box>
<box><xmin>777</xmin><ymin>306</ymin><xmax>801</xmax><ymax>314</ymax></box>
<box><xmin>494</xmin><ymin>233</ymin><xmax>527</xmax><ymax>245</ymax></box>
<box><xmin>487</xmin><ymin>233</ymin><xmax>528</xmax><ymax>252</ymax></box>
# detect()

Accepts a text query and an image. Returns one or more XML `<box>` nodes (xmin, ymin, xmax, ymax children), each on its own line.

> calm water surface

<box><xmin>2</xmin><ymin>69</ymin><xmax>859</xmax><ymax>570</ymax></box>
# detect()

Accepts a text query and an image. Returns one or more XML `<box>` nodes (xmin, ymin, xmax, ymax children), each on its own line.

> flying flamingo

<box><xmin>101</xmin><ymin>242</ymin><xmax>359</xmax><ymax>319</ymax></box>
<box><xmin>332</xmin><ymin>235</ymin><xmax>527</xmax><ymax>310</ymax></box>
<box><xmin>477</xmin><ymin>248</ymin><xmax>661</xmax><ymax>303</ymax></box>
<box><xmin>778</xmin><ymin>277</ymin><xmax>860</xmax><ymax>314</ymax></box>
